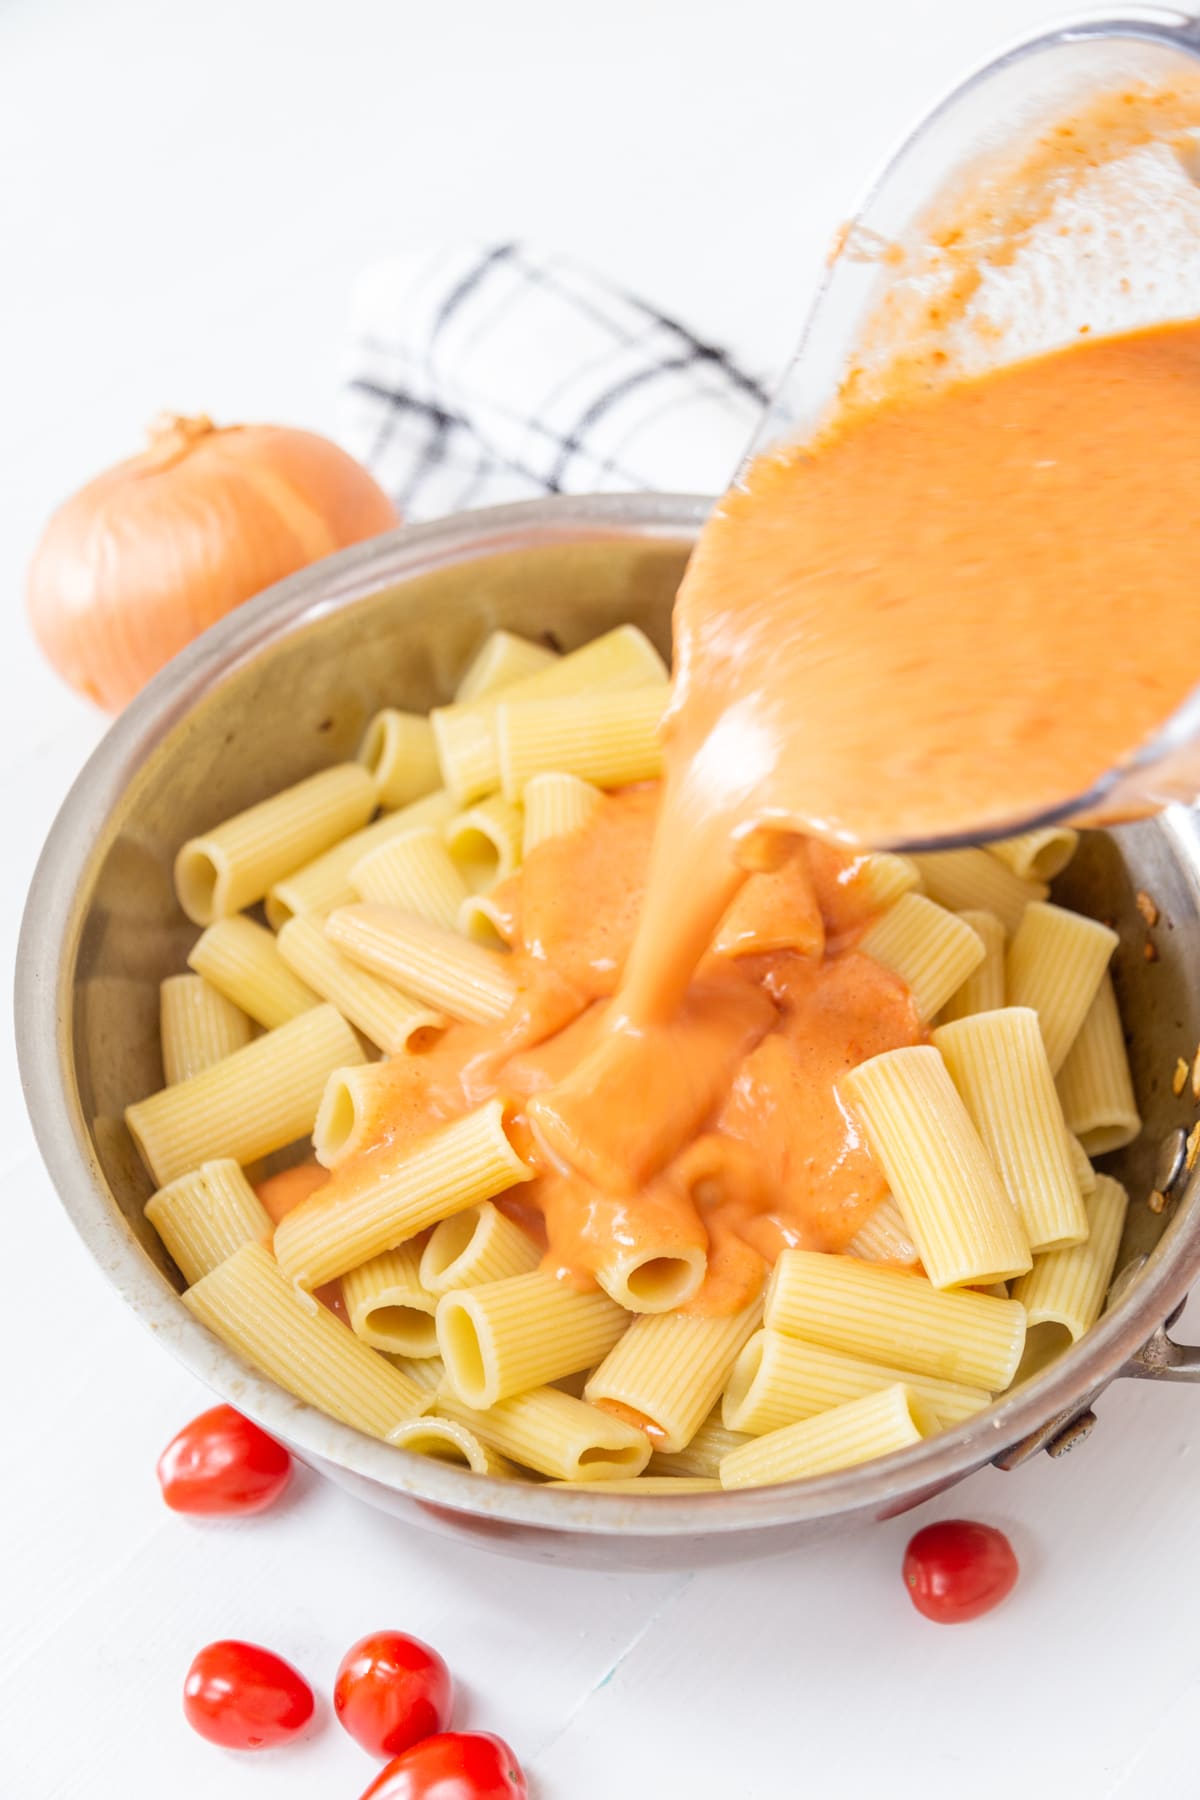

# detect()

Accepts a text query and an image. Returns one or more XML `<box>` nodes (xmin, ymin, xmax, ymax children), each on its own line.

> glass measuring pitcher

<box><xmin>745</xmin><ymin>6</ymin><xmax>1200</xmax><ymax>849</ymax></box>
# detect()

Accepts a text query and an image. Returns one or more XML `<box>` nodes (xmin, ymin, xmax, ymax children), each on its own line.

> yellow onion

<box><xmin>27</xmin><ymin>414</ymin><xmax>400</xmax><ymax>709</ymax></box>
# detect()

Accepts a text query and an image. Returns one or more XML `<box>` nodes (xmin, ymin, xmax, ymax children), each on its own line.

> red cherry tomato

<box><xmin>358</xmin><ymin>1732</ymin><xmax>527</xmax><ymax>1800</ymax></box>
<box><xmin>157</xmin><ymin>1405</ymin><xmax>291</xmax><ymax>1515</ymax></box>
<box><xmin>335</xmin><ymin>1631</ymin><xmax>453</xmax><ymax>1758</ymax></box>
<box><xmin>183</xmin><ymin>1639</ymin><xmax>314</xmax><ymax>1750</ymax></box>
<box><xmin>903</xmin><ymin>1518</ymin><xmax>1019</xmax><ymax>1623</ymax></box>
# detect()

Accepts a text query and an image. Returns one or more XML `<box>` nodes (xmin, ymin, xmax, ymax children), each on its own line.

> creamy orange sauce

<box><xmin>297</xmin><ymin>788</ymin><xmax>919</xmax><ymax>1314</ymax></box>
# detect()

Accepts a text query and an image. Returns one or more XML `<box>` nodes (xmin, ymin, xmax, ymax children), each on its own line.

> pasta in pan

<box><xmin>129</xmin><ymin>621</ymin><xmax>1140</xmax><ymax>1494</ymax></box>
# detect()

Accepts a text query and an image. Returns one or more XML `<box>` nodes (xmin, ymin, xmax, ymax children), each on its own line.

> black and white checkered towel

<box><xmin>340</xmin><ymin>242</ymin><xmax>771</xmax><ymax>519</ymax></box>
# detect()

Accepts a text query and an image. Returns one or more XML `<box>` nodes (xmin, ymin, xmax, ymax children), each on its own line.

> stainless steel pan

<box><xmin>17</xmin><ymin>494</ymin><xmax>1200</xmax><ymax>1569</ymax></box>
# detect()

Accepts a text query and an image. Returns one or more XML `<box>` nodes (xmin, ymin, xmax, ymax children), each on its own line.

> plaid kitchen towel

<box><xmin>340</xmin><ymin>242</ymin><xmax>771</xmax><ymax>519</ymax></box>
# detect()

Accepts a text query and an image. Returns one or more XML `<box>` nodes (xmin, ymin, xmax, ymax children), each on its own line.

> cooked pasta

<box><xmin>765</xmin><ymin>1251</ymin><xmax>1027</xmax><ymax>1390</ymax></box>
<box><xmin>592</xmin><ymin>1237</ymin><xmax>708</xmax><ymax>1314</ymax></box>
<box><xmin>721</xmin><ymin>1329</ymin><xmax>989</xmax><ymax>1436</ymax></box>
<box><xmin>357</xmin><ymin>710</ymin><xmax>441</xmax><ymax>809</ymax></box>
<box><xmin>183</xmin><ymin>1242</ymin><xmax>428</xmax><ymax>1440</ymax></box>
<box><xmin>342</xmin><ymin>1241</ymin><xmax>439</xmax><ymax>1356</ymax></box>
<box><xmin>454</xmin><ymin>629</ymin><xmax>557</xmax><ymax>703</ymax></box>
<box><xmin>145</xmin><ymin>1158</ymin><xmax>271</xmax><ymax>1285</ymax></box>
<box><xmin>273</xmin><ymin>1099</ymin><xmax>532</xmax><ymax>1290</ymax></box>
<box><xmin>1055</xmin><ymin>973</ymin><xmax>1141</xmax><ymax>1154</ymax></box>
<box><xmin>326</xmin><ymin>905</ymin><xmax>517</xmax><ymax>1024</ymax></box>
<box><xmin>144</xmin><ymin>617</ymin><xmax>1145</xmax><ymax>1498</ymax></box>
<box><xmin>175</xmin><ymin>763</ymin><xmax>377</xmax><ymax>925</ymax></box>
<box><xmin>933</xmin><ymin>1008</ymin><xmax>1087</xmax><ymax>1253</ymax></box>
<box><xmin>350</xmin><ymin>826</ymin><xmax>469</xmax><ymax>926</ymax></box>
<box><xmin>419</xmin><ymin>1202</ymin><xmax>541</xmax><ymax>1295</ymax></box>
<box><xmin>444</xmin><ymin>794</ymin><xmax>524</xmax><ymax>890</ymax></box>
<box><xmin>498</xmin><ymin>685</ymin><xmax>666</xmax><ymax>801</ymax></box>
<box><xmin>437</xmin><ymin>1271</ymin><xmax>628</xmax><ymax>1407</ymax></box>
<box><xmin>989</xmin><ymin>827</ymin><xmax>1080</xmax><ymax>883</ymax></box>
<box><xmin>1011</xmin><ymin>1174</ymin><xmax>1129</xmax><ymax>1344</ymax></box>
<box><xmin>720</xmin><ymin>1384</ymin><xmax>935</xmax><ymax>1489</ymax></box>
<box><xmin>842</xmin><ymin>1045</ymin><xmax>1032</xmax><ymax>1288</ymax></box>
<box><xmin>313</xmin><ymin>1062</ymin><xmax>406</xmax><ymax>1168</ymax></box>
<box><xmin>265</xmin><ymin>789</ymin><xmax>457</xmax><ymax>928</ymax></box>
<box><xmin>277</xmin><ymin>913</ymin><xmax>446</xmax><ymax>1052</ymax></box>
<box><xmin>1005</xmin><ymin>901</ymin><xmax>1118</xmax><ymax>1074</ymax></box>
<box><xmin>858</xmin><ymin>894</ymin><xmax>985</xmax><ymax>1022</ymax></box>
<box><xmin>936</xmin><ymin>909</ymin><xmax>1006</xmax><ymax>1023</ymax></box>
<box><xmin>160</xmin><ymin>975</ymin><xmax>253</xmax><ymax>1084</ymax></box>
<box><xmin>522</xmin><ymin>772</ymin><xmax>603</xmax><ymax>855</ymax></box>
<box><xmin>911</xmin><ymin>848</ymin><xmax>1047</xmax><ymax>934</ymax></box>
<box><xmin>647</xmin><ymin>1409</ymin><xmax>751</xmax><ymax>1479</ymax></box>
<box><xmin>126</xmin><ymin>1004</ymin><xmax>364</xmax><ymax>1187</ymax></box>
<box><xmin>853</xmin><ymin>852</ymin><xmax>924</xmax><ymax>911</ymax></box>
<box><xmin>432</xmin><ymin>623</ymin><xmax>667</xmax><ymax>804</ymax></box>
<box><xmin>844</xmin><ymin>1194</ymin><xmax>921</xmax><ymax>1267</ymax></box>
<box><xmin>188</xmin><ymin>915</ymin><xmax>320</xmax><ymax>1029</ymax></box>
<box><xmin>435</xmin><ymin>1382</ymin><xmax>652</xmax><ymax>1482</ymax></box>
<box><xmin>583</xmin><ymin>1304</ymin><xmax>761</xmax><ymax>1454</ymax></box>
<box><xmin>386</xmin><ymin>1414</ymin><xmax>521</xmax><ymax>1477</ymax></box>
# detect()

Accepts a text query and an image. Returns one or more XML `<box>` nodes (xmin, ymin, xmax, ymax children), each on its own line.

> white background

<box><xmin>4</xmin><ymin>2</ymin><xmax>1200</xmax><ymax>1795</ymax></box>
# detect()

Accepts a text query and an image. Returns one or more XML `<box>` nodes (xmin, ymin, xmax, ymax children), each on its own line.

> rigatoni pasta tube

<box><xmin>437</xmin><ymin>1271</ymin><xmax>628</xmax><ymax>1407</ymax></box>
<box><xmin>853</xmin><ymin>851</ymin><xmax>923</xmax><ymax>911</ymax></box>
<box><xmin>858</xmin><ymin>894</ymin><xmax>985</xmax><ymax>1022</ymax></box>
<box><xmin>498</xmin><ymin>685</ymin><xmax>665</xmax><ymax>801</ymax></box>
<box><xmin>545</xmin><ymin>1477</ymin><xmax>722</xmax><ymax>1493</ymax></box>
<box><xmin>444</xmin><ymin>794</ymin><xmax>524</xmax><ymax>890</ymax></box>
<box><xmin>842</xmin><ymin>1045</ymin><xmax>1031</xmax><ymax>1288</ymax></box>
<box><xmin>126</xmin><ymin>1004</ymin><xmax>364</xmax><ymax>1187</ymax></box>
<box><xmin>454</xmin><ymin>628</ymin><xmax>557</xmax><ymax>702</ymax></box>
<box><xmin>583</xmin><ymin>1304</ymin><xmax>761</xmax><ymax>1454</ymax></box>
<box><xmin>357</xmin><ymin>710</ymin><xmax>441</xmax><ymax>809</ymax></box>
<box><xmin>1055</xmin><ymin>973</ymin><xmax>1141</xmax><ymax>1154</ymax></box>
<box><xmin>937</xmin><ymin>910</ymin><xmax>1006</xmax><ymax>1023</ymax></box>
<box><xmin>1005</xmin><ymin>902</ymin><xmax>1117</xmax><ymax>1074</ymax></box>
<box><xmin>648</xmin><ymin>1410</ymin><xmax>750</xmax><ymax>1478</ymax></box>
<box><xmin>432</xmin><ymin>624</ymin><xmax>667</xmax><ymax>804</ymax></box>
<box><xmin>721</xmin><ymin>1330</ymin><xmax>989</xmax><ymax>1437</ymax></box>
<box><xmin>273</xmin><ymin>1099</ymin><xmax>533</xmax><ymax>1290</ymax></box>
<box><xmin>188</xmin><ymin>915</ymin><xmax>320</xmax><ymax>1029</ymax></box>
<box><xmin>766</xmin><ymin>1250</ymin><xmax>1027</xmax><ymax>1390</ymax></box>
<box><xmin>911</xmin><ymin>848</ymin><xmax>1047</xmax><ymax>934</ymax></box>
<box><xmin>386</xmin><ymin>1414</ymin><xmax>520</xmax><ymax>1478</ymax></box>
<box><xmin>266</xmin><ymin>789</ymin><xmax>457</xmax><ymax>928</ymax></box>
<box><xmin>174</xmin><ymin>763</ymin><xmax>376</xmax><ymax>925</ymax></box>
<box><xmin>1066</xmin><ymin>1131</ymin><xmax>1097</xmax><ymax>1195</ymax></box>
<box><xmin>989</xmin><ymin>827</ymin><xmax>1079</xmax><ymax>883</ymax></box>
<box><xmin>277</xmin><ymin>914</ymin><xmax>446</xmax><ymax>1052</ymax></box>
<box><xmin>419</xmin><ymin>1201</ymin><xmax>541</xmax><ymax>1295</ymax></box>
<box><xmin>145</xmin><ymin>1158</ymin><xmax>271</xmax><ymax>1285</ymax></box>
<box><xmin>522</xmin><ymin>772</ymin><xmax>603</xmax><ymax>855</ymax></box>
<box><xmin>1012</xmin><ymin>1174</ymin><xmax>1129</xmax><ymax>1343</ymax></box>
<box><xmin>593</xmin><ymin>1237</ymin><xmax>708</xmax><ymax>1314</ymax></box>
<box><xmin>933</xmin><ymin>1008</ymin><xmax>1087</xmax><ymax>1253</ymax></box>
<box><xmin>160</xmin><ymin>975</ymin><xmax>252</xmax><ymax>1084</ymax></box>
<box><xmin>720</xmin><ymin>1384</ymin><xmax>933</xmax><ymax>1490</ymax></box>
<box><xmin>435</xmin><ymin>1383</ymin><xmax>651</xmax><ymax>1482</ymax></box>
<box><xmin>183</xmin><ymin>1242</ymin><xmax>428</xmax><ymax>1440</ymax></box>
<box><xmin>326</xmin><ymin>905</ymin><xmax>516</xmax><ymax>1024</ymax></box>
<box><xmin>844</xmin><ymin>1194</ymin><xmax>920</xmax><ymax>1267</ymax></box>
<box><xmin>342</xmin><ymin>1241</ymin><xmax>439</xmax><ymax>1356</ymax></box>
<box><xmin>349</xmin><ymin>827</ymin><xmax>469</xmax><ymax>927</ymax></box>
<box><xmin>314</xmin><ymin>1062</ymin><xmax>413</xmax><ymax>1168</ymax></box>
<box><xmin>456</xmin><ymin>893</ymin><xmax>516</xmax><ymax>950</ymax></box>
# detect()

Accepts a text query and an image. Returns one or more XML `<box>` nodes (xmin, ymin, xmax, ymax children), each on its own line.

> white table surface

<box><xmin>4</xmin><ymin>2</ymin><xmax>1200</xmax><ymax>1794</ymax></box>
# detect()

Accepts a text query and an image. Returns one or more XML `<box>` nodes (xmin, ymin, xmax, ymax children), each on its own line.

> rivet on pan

<box><xmin>1155</xmin><ymin>1127</ymin><xmax>1187</xmax><ymax>1196</ymax></box>
<box><xmin>1044</xmin><ymin>1410</ymin><xmax>1097</xmax><ymax>1458</ymax></box>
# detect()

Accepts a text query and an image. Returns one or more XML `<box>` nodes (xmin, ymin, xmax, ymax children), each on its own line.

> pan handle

<box><xmin>1118</xmin><ymin>1306</ymin><xmax>1200</xmax><ymax>1382</ymax></box>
